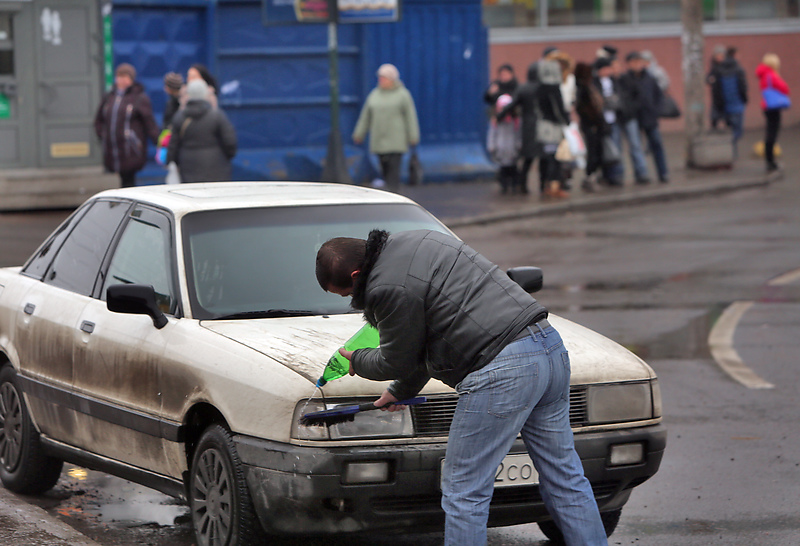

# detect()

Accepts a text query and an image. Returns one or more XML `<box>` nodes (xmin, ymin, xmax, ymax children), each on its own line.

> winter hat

<box><xmin>713</xmin><ymin>44</ymin><xmax>726</xmax><ymax>57</ymax></box>
<box><xmin>187</xmin><ymin>79</ymin><xmax>209</xmax><ymax>101</ymax></box>
<box><xmin>626</xmin><ymin>51</ymin><xmax>643</xmax><ymax>63</ymax></box>
<box><xmin>376</xmin><ymin>63</ymin><xmax>400</xmax><ymax>81</ymax></box>
<box><xmin>115</xmin><ymin>63</ymin><xmax>136</xmax><ymax>80</ymax></box>
<box><xmin>594</xmin><ymin>57</ymin><xmax>612</xmax><ymax>71</ymax></box>
<box><xmin>163</xmin><ymin>72</ymin><xmax>183</xmax><ymax>91</ymax></box>
<box><xmin>640</xmin><ymin>50</ymin><xmax>654</xmax><ymax>62</ymax></box>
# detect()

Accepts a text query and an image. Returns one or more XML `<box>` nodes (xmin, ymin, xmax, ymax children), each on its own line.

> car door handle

<box><xmin>23</xmin><ymin>303</ymin><xmax>35</xmax><ymax>315</ymax></box>
<box><xmin>80</xmin><ymin>321</ymin><xmax>95</xmax><ymax>334</ymax></box>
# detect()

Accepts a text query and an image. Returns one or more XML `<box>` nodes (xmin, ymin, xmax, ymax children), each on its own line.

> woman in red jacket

<box><xmin>756</xmin><ymin>54</ymin><xmax>791</xmax><ymax>172</ymax></box>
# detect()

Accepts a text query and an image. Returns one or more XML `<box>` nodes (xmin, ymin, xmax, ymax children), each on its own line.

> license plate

<box><xmin>495</xmin><ymin>453</ymin><xmax>539</xmax><ymax>487</ymax></box>
<box><xmin>440</xmin><ymin>453</ymin><xmax>539</xmax><ymax>489</ymax></box>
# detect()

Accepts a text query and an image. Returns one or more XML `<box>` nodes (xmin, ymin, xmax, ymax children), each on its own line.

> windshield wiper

<box><xmin>213</xmin><ymin>309</ymin><xmax>316</xmax><ymax>320</ymax></box>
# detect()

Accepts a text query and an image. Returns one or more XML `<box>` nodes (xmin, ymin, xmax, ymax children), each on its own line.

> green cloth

<box><xmin>353</xmin><ymin>82</ymin><xmax>420</xmax><ymax>154</ymax></box>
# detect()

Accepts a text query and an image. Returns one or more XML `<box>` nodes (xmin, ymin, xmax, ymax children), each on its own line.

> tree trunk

<box><xmin>682</xmin><ymin>0</ymin><xmax>705</xmax><ymax>165</ymax></box>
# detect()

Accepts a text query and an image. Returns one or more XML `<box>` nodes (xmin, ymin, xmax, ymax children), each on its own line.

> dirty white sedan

<box><xmin>0</xmin><ymin>182</ymin><xmax>665</xmax><ymax>545</ymax></box>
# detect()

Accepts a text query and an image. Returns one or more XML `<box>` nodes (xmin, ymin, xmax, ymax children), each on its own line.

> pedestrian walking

<box><xmin>535</xmin><ymin>59</ymin><xmax>571</xmax><ymax>198</ymax></box>
<box><xmin>621</xmin><ymin>51</ymin><xmax>669</xmax><ymax>183</ymax></box>
<box><xmin>574</xmin><ymin>62</ymin><xmax>611</xmax><ymax>192</ymax></box>
<box><xmin>93</xmin><ymin>63</ymin><xmax>160</xmax><ymax>188</ymax></box>
<box><xmin>167</xmin><ymin>79</ymin><xmax>238</xmax><ymax>183</ymax></box>
<box><xmin>706</xmin><ymin>46</ymin><xmax>748</xmax><ymax>155</ymax></box>
<box><xmin>162</xmin><ymin>71</ymin><xmax>184</xmax><ymax>128</ymax></box>
<box><xmin>756</xmin><ymin>53</ymin><xmax>791</xmax><ymax>172</ymax></box>
<box><xmin>315</xmin><ymin>229</ymin><xmax>608</xmax><ymax>546</ymax></box>
<box><xmin>593</xmin><ymin>57</ymin><xmax>625</xmax><ymax>187</ymax></box>
<box><xmin>706</xmin><ymin>45</ymin><xmax>728</xmax><ymax>130</ymax></box>
<box><xmin>483</xmin><ymin>63</ymin><xmax>518</xmax><ymax>107</ymax></box>
<box><xmin>353</xmin><ymin>63</ymin><xmax>420</xmax><ymax>193</ymax></box>
<box><xmin>615</xmin><ymin>54</ymin><xmax>651</xmax><ymax>184</ymax></box>
<box><xmin>487</xmin><ymin>94</ymin><xmax>521</xmax><ymax>194</ymax></box>
<box><xmin>497</xmin><ymin>62</ymin><xmax>541</xmax><ymax>194</ymax></box>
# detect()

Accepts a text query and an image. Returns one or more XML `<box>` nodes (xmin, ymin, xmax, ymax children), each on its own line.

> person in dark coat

<box><xmin>167</xmin><ymin>79</ymin><xmax>237</xmax><ymax>183</ymax></box>
<box><xmin>93</xmin><ymin>63</ymin><xmax>160</xmax><ymax>188</ymax></box>
<box><xmin>614</xmin><ymin>55</ymin><xmax>651</xmax><ymax>184</ymax></box>
<box><xmin>574</xmin><ymin>62</ymin><xmax>609</xmax><ymax>192</ymax></box>
<box><xmin>620</xmin><ymin>51</ymin><xmax>669</xmax><ymax>183</ymax></box>
<box><xmin>497</xmin><ymin>63</ymin><xmax>540</xmax><ymax>194</ymax></box>
<box><xmin>534</xmin><ymin>59</ymin><xmax>570</xmax><ymax>198</ymax></box>
<box><xmin>707</xmin><ymin>47</ymin><xmax>748</xmax><ymax>155</ymax></box>
<box><xmin>162</xmin><ymin>71</ymin><xmax>183</xmax><ymax>128</ymax></box>
<box><xmin>483</xmin><ymin>64</ymin><xmax>518</xmax><ymax>107</ymax></box>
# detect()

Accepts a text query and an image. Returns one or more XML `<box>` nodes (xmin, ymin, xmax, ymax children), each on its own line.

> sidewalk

<box><xmin>404</xmin><ymin>126</ymin><xmax>794</xmax><ymax>227</ymax></box>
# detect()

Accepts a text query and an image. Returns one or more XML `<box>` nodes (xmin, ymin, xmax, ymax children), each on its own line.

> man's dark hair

<box><xmin>316</xmin><ymin>237</ymin><xmax>366</xmax><ymax>291</ymax></box>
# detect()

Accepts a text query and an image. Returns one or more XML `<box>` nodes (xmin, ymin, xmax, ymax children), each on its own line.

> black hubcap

<box><xmin>0</xmin><ymin>382</ymin><xmax>23</xmax><ymax>471</ymax></box>
<box><xmin>192</xmin><ymin>447</ymin><xmax>233</xmax><ymax>546</ymax></box>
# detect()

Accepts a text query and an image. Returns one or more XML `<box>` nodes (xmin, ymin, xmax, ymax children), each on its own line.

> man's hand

<box><xmin>374</xmin><ymin>390</ymin><xmax>400</xmax><ymax>411</ymax></box>
<box><xmin>338</xmin><ymin>347</ymin><xmax>355</xmax><ymax>375</ymax></box>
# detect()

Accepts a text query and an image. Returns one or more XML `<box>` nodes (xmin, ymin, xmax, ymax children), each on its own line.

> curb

<box><xmin>0</xmin><ymin>487</ymin><xmax>100</xmax><ymax>546</ymax></box>
<box><xmin>443</xmin><ymin>172</ymin><xmax>779</xmax><ymax>228</ymax></box>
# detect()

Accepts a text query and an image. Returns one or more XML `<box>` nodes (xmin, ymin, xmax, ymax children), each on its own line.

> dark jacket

<box><xmin>534</xmin><ymin>60</ymin><xmax>569</xmax><ymax>146</ymax></box>
<box><xmin>594</xmin><ymin>75</ymin><xmax>633</xmax><ymax>124</ymax></box>
<box><xmin>350</xmin><ymin>229</ymin><xmax>548</xmax><ymax>401</ymax></box>
<box><xmin>167</xmin><ymin>100</ymin><xmax>238</xmax><ymax>183</ymax></box>
<box><xmin>484</xmin><ymin>76</ymin><xmax>519</xmax><ymax>106</ymax></box>
<box><xmin>498</xmin><ymin>63</ymin><xmax>540</xmax><ymax>158</ymax></box>
<box><xmin>614</xmin><ymin>72</ymin><xmax>643</xmax><ymax>123</ymax></box>
<box><xmin>163</xmin><ymin>95</ymin><xmax>181</xmax><ymax>128</ymax></box>
<box><xmin>620</xmin><ymin>69</ymin><xmax>663</xmax><ymax>130</ymax></box>
<box><xmin>708</xmin><ymin>57</ymin><xmax>748</xmax><ymax>115</ymax></box>
<box><xmin>94</xmin><ymin>82</ymin><xmax>160</xmax><ymax>174</ymax></box>
<box><xmin>575</xmin><ymin>64</ymin><xmax>608</xmax><ymax>133</ymax></box>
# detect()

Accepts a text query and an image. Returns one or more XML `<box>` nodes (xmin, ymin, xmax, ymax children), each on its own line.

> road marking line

<box><xmin>707</xmin><ymin>301</ymin><xmax>774</xmax><ymax>389</ymax></box>
<box><xmin>767</xmin><ymin>267</ymin><xmax>800</xmax><ymax>286</ymax></box>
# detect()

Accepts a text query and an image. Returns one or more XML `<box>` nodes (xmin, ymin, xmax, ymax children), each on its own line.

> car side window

<box><xmin>21</xmin><ymin>204</ymin><xmax>91</xmax><ymax>281</ymax></box>
<box><xmin>101</xmin><ymin>206</ymin><xmax>176</xmax><ymax>315</ymax></box>
<box><xmin>43</xmin><ymin>200</ymin><xmax>131</xmax><ymax>296</ymax></box>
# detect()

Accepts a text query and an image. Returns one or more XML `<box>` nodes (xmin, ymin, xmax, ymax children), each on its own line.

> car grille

<box><xmin>411</xmin><ymin>386</ymin><xmax>590</xmax><ymax>437</ymax></box>
<box><xmin>372</xmin><ymin>481</ymin><xmax>619</xmax><ymax>513</ymax></box>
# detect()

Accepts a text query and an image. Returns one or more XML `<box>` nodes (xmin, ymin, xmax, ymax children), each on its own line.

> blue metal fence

<box><xmin>112</xmin><ymin>0</ymin><xmax>493</xmax><ymax>184</ymax></box>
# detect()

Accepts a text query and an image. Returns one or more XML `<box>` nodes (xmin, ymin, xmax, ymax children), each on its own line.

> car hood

<box><xmin>201</xmin><ymin>313</ymin><xmax>654</xmax><ymax>396</ymax></box>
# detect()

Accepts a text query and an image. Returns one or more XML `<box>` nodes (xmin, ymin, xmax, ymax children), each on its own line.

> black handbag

<box><xmin>408</xmin><ymin>148</ymin><xmax>423</xmax><ymax>186</ymax></box>
<box><xmin>658</xmin><ymin>93</ymin><xmax>681</xmax><ymax>119</ymax></box>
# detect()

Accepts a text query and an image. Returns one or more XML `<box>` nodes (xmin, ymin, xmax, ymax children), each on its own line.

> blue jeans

<box><xmin>642</xmin><ymin>125</ymin><xmax>668</xmax><ymax>181</ymax></box>
<box><xmin>725</xmin><ymin>111</ymin><xmax>744</xmax><ymax>157</ymax></box>
<box><xmin>441</xmin><ymin>324</ymin><xmax>607</xmax><ymax>546</ymax></box>
<box><xmin>621</xmin><ymin>118</ymin><xmax>649</xmax><ymax>181</ymax></box>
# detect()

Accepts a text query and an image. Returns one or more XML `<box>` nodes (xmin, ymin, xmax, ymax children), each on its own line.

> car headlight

<box><xmin>586</xmin><ymin>381</ymin><xmax>654</xmax><ymax>425</ymax></box>
<box><xmin>291</xmin><ymin>399</ymin><xmax>415</xmax><ymax>440</ymax></box>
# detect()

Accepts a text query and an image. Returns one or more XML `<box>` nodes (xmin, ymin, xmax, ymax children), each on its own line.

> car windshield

<box><xmin>182</xmin><ymin>203</ymin><xmax>449</xmax><ymax>320</ymax></box>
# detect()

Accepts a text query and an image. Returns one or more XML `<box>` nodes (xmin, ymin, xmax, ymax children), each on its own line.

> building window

<box><xmin>482</xmin><ymin>0</ymin><xmax>796</xmax><ymax>27</ymax></box>
<box><xmin>549</xmin><ymin>0</ymin><xmax>631</xmax><ymax>26</ymax></box>
<box><xmin>725</xmin><ymin>0</ymin><xmax>798</xmax><ymax>19</ymax></box>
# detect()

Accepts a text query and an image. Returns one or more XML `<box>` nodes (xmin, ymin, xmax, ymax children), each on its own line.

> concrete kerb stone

<box><xmin>0</xmin><ymin>486</ymin><xmax>101</xmax><ymax>546</ymax></box>
<box><xmin>443</xmin><ymin>172</ymin><xmax>779</xmax><ymax>229</ymax></box>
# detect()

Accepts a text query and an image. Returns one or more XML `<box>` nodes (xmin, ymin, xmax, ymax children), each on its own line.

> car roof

<box><xmin>93</xmin><ymin>182</ymin><xmax>417</xmax><ymax>216</ymax></box>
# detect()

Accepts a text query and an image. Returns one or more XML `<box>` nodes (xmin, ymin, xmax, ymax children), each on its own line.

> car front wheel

<box><xmin>537</xmin><ymin>507</ymin><xmax>622</xmax><ymax>543</ymax></box>
<box><xmin>0</xmin><ymin>365</ymin><xmax>63</xmax><ymax>494</ymax></box>
<box><xmin>189</xmin><ymin>424</ymin><xmax>266</xmax><ymax>546</ymax></box>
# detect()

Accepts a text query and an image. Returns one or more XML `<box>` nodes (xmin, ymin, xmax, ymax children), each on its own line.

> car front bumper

<box><xmin>235</xmin><ymin>423</ymin><xmax>666</xmax><ymax>535</ymax></box>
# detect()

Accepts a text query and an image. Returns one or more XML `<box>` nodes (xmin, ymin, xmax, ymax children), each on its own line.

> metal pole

<box><xmin>320</xmin><ymin>21</ymin><xmax>354</xmax><ymax>184</ymax></box>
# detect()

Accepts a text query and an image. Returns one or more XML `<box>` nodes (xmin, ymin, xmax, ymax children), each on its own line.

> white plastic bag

<box><xmin>165</xmin><ymin>162</ymin><xmax>181</xmax><ymax>185</ymax></box>
<box><xmin>564</xmin><ymin>122</ymin><xmax>586</xmax><ymax>158</ymax></box>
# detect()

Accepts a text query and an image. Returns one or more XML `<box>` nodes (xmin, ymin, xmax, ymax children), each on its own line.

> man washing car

<box><xmin>315</xmin><ymin>229</ymin><xmax>607</xmax><ymax>546</ymax></box>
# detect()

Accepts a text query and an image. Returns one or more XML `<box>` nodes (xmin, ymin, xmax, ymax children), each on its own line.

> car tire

<box><xmin>189</xmin><ymin>424</ymin><xmax>266</xmax><ymax>546</ymax></box>
<box><xmin>0</xmin><ymin>365</ymin><xmax>64</xmax><ymax>494</ymax></box>
<box><xmin>536</xmin><ymin>508</ymin><xmax>623</xmax><ymax>543</ymax></box>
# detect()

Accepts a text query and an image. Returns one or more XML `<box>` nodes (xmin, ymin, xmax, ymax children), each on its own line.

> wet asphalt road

<box><xmin>2</xmin><ymin>167</ymin><xmax>800</xmax><ymax>545</ymax></box>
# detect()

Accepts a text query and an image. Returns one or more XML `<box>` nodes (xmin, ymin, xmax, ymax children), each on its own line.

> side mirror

<box><xmin>507</xmin><ymin>266</ymin><xmax>543</xmax><ymax>293</ymax></box>
<box><xmin>106</xmin><ymin>284</ymin><xmax>169</xmax><ymax>329</ymax></box>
